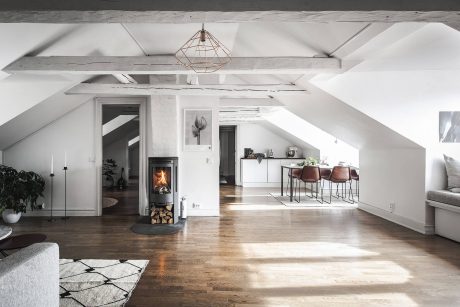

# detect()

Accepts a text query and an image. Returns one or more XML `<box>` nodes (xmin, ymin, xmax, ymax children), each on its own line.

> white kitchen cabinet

<box><xmin>241</xmin><ymin>159</ymin><xmax>268</xmax><ymax>183</ymax></box>
<box><xmin>267</xmin><ymin>159</ymin><xmax>282</xmax><ymax>183</ymax></box>
<box><xmin>241</xmin><ymin>158</ymin><xmax>304</xmax><ymax>187</ymax></box>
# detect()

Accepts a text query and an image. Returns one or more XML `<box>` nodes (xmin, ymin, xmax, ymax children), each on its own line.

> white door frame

<box><xmin>95</xmin><ymin>97</ymin><xmax>148</xmax><ymax>216</ymax></box>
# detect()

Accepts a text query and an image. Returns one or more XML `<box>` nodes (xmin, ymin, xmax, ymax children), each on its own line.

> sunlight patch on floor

<box><xmin>261</xmin><ymin>293</ymin><xmax>417</xmax><ymax>307</ymax></box>
<box><xmin>247</xmin><ymin>260</ymin><xmax>411</xmax><ymax>288</ymax></box>
<box><xmin>227</xmin><ymin>204</ymin><xmax>358</xmax><ymax>211</ymax></box>
<box><xmin>225</xmin><ymin>194</ymin><xmax>273</xmax><ymax>198</ymax></box>
<box><xmin>226</xmin><ymin>204</ymin><xmax>287</xmax><ymax>211</ymax></box>
<box><xmin>241</xmin><ymin>241</ymin><xmax>414</xmax><ymax>305</ymax></box>
<box><xmin>242</xmin><ymin>242</ymin><xmax>379</xmax><ymax>259</ymax></box>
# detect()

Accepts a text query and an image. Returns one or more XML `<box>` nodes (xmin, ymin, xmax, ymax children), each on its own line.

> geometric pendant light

<box><xmin>175</xmin><ymin>24</ymin><xmax>231</xmax><ymax>73</ymax></box>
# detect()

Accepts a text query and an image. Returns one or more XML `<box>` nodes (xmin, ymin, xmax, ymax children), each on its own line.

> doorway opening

<box><xmin>219</xmin><ymin>125</ymin><xmax>236</xmax><ymax>185</ymax></box>
<box><xmin>102</xmin><ymin>104</ymin><xmax>140</xmax><ymax>215</ymax></box>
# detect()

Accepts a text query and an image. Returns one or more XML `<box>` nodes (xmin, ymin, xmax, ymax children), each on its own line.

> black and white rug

<box><xmin>59</xmin><ymin>259</ymin><xmax>148</xmax><ymax>307</ymax></box>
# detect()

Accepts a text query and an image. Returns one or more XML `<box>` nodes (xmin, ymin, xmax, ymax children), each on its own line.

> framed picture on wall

<box><xmin>184</xmin><ymin>109</ymin><xmax>213</xmax><ymax>151</ymax></box>
<box><xmin>439</xmin><ymin>111</ymin><xmax>460</xmax><ymax>143</ymax></box>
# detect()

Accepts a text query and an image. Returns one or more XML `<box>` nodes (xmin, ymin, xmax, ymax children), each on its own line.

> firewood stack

<box><xmin>151</xmin><ymin>204</ymin><xmax>174</xmax><ymax>224</ymax></box>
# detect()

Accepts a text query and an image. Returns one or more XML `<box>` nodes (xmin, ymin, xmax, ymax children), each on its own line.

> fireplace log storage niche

<box><xmin>149</xmin><ymin>157</ymin><xmax>179</xmax><ymax>224</ymax></box>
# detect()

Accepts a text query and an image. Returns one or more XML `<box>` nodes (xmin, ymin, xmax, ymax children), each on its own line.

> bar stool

<box><xmin>323</xmin><ymin>166</ymin><xmax>354</xmax><ymax>204</ymax></box>
<box><xmin>296</xmin><ymin>166</ymin><xmax>322</xmax><ymax>203</ymax></box>
<box><xmin>350</xmin><ymin>169</ymin><xmax>359</xmax><ymax>199</ymax></box>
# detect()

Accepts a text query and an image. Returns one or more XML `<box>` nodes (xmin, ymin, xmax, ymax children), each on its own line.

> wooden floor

<box><xmin>9</xmin><ymin>186</ymin><xmax>460</xmax><ymax>306</ymax></box>
<box><xmin>102</xmin><ymin>178</ymin><xmax>139</xmax><ymax>216</ymax></box>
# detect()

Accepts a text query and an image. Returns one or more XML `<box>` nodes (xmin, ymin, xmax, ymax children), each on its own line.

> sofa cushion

<box><xmin>444</xmin><ymin>154</ymin><xmax>460</xmax><ymax>192</ymax></box>
<box><xmin>0</xmin><ymin>243</ymin><xmax>59</xmax><ymax>307</ymax></box>
<box><xmin>427</xmin><ymin>190</ymin><xmax>460</xmax><ymax>207</ymax></box>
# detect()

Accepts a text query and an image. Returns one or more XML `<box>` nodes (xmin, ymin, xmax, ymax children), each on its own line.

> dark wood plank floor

<box><xmin>7</xmin><ymin>186</ymin><xmax>460</xmax><ymax>306</ymax></box>
<box><xmin>102</xmin><ymin>177</ymin><xmax>139</xmax><ymax>216</ymax></box>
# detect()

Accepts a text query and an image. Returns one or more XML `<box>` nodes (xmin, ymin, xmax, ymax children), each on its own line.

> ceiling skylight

<box><xmin>102</xmin><ymin>115</ymin><xmax>137</xmax><ymax>136</ymax></box>
<box><xmin>128</xmin><ymin>136</ymin><xmax>140</xmax><ymax>146</ymax></box>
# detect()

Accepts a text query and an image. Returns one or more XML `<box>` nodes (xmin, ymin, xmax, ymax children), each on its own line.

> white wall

<box><xmin>238</xmin><ymin>123</ymin><xmax>305</xmax><ymax>158</ymax></box>
<box><xmin>309</xmin><ymin>23</ymin><xmax>460</xmax><ymax>233</ymax></box>
<box><xmin>3</xmin><ymin>101</ymin><xmax>97</xmax><ymax>215</ymax></box>
<box><xmin>262</xmin><ymin>108</ymin><xmax>359</xmax><ymax>166</ymax></box>
<box><xmin>359</xmin><ymin>148</ymin><xmax>427</xmax><ymax>232</ymax></box>
<box><xmin>148</xmin><ymin>95</ymin><xmax>179</xmax><ymax>157</ymax></box>
<box><xmin>235</xmin><ymin>123</ymin><xmax>310</xmax><ymax>186</ymax></box>
<box><xmin>2</xmin><ymin>94</ymin><xmax>221</xmax><ymax>218</ymax></box>
<box><xmin>178</xmin><ymin>96</ymin><xmax>220</xmax><ymax>216</ymax></box>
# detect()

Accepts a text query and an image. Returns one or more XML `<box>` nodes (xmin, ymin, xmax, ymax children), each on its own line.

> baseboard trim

<box><xmin>424</xmin><ymin>225</ymin><xmax>435</xmax><ymax>235</ymax></box>
<box><xmin>187</xmin><ymin>209</ymin><xmax>220</xmax><ymax>217</ymax></box>
<box><xmin>242</xmin><ymin>183</ymin><xmax>284</xmax><ymax>188</ymax></box>
<box><xmin>358</xmin><ymin>201</ymin><xmax>429</xmax><ymax>235</ymax></box>
<box><xmin>24</xmin><ymin>210</ymin><xmax>97</xmax><ymax>217</ymax></box>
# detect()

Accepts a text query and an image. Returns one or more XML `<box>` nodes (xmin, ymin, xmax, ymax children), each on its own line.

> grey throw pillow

<box><xmin>444</xmin><ymin>154</ymin><xmax>460</xmax><ymax>193</ymax></box>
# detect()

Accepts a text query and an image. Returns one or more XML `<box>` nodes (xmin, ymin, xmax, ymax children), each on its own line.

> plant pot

<box><xmin>2</xmin><ymin>209</ymin><xmax>22</xmax><ymax>224</ymax></box>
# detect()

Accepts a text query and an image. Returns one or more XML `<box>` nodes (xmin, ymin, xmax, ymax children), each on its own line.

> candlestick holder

<box><xmin>62</xmin><ymin>166</ymin><xmax>69</xmax><ymax>220</ymax></box>
<box><xmin>48</xmin><ymin>173</ymin><xmax>55</xmax><ymax>222</ymax></box>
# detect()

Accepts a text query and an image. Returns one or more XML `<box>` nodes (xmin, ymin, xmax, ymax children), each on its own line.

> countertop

<box><xmin>241</xmin><ymin>157</ymin><xmax>305</xmax><ymax>160</ymax></box>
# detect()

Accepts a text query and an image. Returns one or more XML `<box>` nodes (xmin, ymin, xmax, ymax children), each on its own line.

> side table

<box><xmin>0</xmin><ymin>233</ymin><xmax>47</xmax><ymax>257</ymax></box>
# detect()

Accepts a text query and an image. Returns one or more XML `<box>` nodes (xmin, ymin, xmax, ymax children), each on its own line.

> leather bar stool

<box><xmin>323</xmin><ymin>166</ymin><xmax>354</xmax><ymax>204</ymax></box>
<box><xmin>350</xmin><ymin>169</ymin><xmax>359</xmax><ymax>199</ymax></box>
<box><xmin>296</xmin><ymin>166</ymin><xmax>322</xmax><ymax>203</ymax></box>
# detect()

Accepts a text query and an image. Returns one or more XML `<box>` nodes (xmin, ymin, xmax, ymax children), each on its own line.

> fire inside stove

<box><xmin>154</xmin><ymin>168</ymin><xmax>171</xmax><ymax>194</ymax></box>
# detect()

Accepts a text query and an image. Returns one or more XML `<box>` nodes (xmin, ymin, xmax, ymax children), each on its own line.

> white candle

<box><xmin>51</xmin><ymin>155</ymin><xmax>54</xmax><ymax>174</ymax></box>
<box><xmin>64</xmin><ymin>152</ymin><xmax>67</xmax><ymax>167</ymax></box>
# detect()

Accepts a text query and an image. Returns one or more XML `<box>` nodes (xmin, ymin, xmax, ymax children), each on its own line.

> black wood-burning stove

<box><xmin>148</xmin><ymin>157</ymin><xmax>179</xmax><ymax>224</ymax></box>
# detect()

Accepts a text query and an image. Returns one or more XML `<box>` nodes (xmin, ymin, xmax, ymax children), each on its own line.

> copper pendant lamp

<box><xmin>175</xmin><ymin>24</ymin><xmax>231</xmax><ymax>73</ymax></box>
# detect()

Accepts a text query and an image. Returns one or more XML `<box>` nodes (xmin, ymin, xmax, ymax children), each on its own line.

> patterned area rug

<box><xmin>102</xmin><ymin>197</ymin><xmax>118</xmax><ymax>208</ymax></box>
<box><xmin>270</xmin><ymin>192</ymin><xmax>358</xmax><ymax>208</ymax></box>
<box><xmin>60</xmin><ymin>259</ymin><xmax>148</xmax><ymax>307</ymax></box>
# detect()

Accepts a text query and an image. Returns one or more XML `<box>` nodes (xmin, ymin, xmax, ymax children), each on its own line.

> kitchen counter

<box><xmin>240</xmin><ymin>158</ymin><xmax>305</xmax><ymax>187</ymax></box>
<box><xmin>241</xmin><ymin>157</ymin><xmax>305</xmax><ymax>160</ymax></box>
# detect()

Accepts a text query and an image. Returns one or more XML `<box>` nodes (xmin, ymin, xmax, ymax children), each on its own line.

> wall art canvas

<box><xmin>439</xmin><ymin>111</ymin><xmax>460</xmax><ymax>143</ymax></box>
<box><xmin>184</xmin><ymin>109</ymin><xmax>213</xmax><ymax>151</ymax></box>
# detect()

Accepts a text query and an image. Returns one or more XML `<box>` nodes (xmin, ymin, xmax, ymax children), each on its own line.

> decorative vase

<box><xmin>2</xmin><ymin>209</ymin><xmax>21</xmax><ymax>224</ymax></box>
<box><xmin>117</xmin><ymin>168</ymin><xmax>127</xmax><ymax>190</ymax></box>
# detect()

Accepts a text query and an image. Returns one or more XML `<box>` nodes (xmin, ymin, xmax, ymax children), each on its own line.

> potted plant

<box><xmin>103</xmin><ymin>159</ymin><xmax>118</xmax><ymax>188</ymax></box>
<box><xmin>0</xmin><ymin>165</ymin><xmax>45</xmax><ymax>223</ymax></box>
<box><xmin>307</xmin><ymin>156</ymin><xmax>319</xmax><ymax>166</ymax></box>
<box><xmin>18</xmin><ymin>170</ymin><xmax>45</xmax><ymax>210</ymax></box>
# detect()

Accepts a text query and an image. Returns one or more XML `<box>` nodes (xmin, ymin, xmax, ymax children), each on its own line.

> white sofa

<box><xmin>0</xmin><ymin>243</ymin><xmax>59</xmax><ymax>307</ymax></box>
<box><xmin>427</xmin><ymin>190</ymin><xmax>460</xmax><ymax>242</ymax></box>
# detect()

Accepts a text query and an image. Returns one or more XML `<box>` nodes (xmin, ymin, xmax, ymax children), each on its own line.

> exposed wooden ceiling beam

<box><xmin>219</xmin><ymin>98</ymin><xmax>284</xmax><ymax>107</ymax></box>
<box><xmin>4</xmin><ymin>56</ymin><xmax>341</xmax><ymax>75</ymax></box>
<box><xmin>0</xmin><ymin>1</ymin><xmax>458</xmax><ymax>23</ymax></box>
<box><xmin>66</xmin><ymin>83</ymin><xmax>308</xmax><ymax>97</ymax></box>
